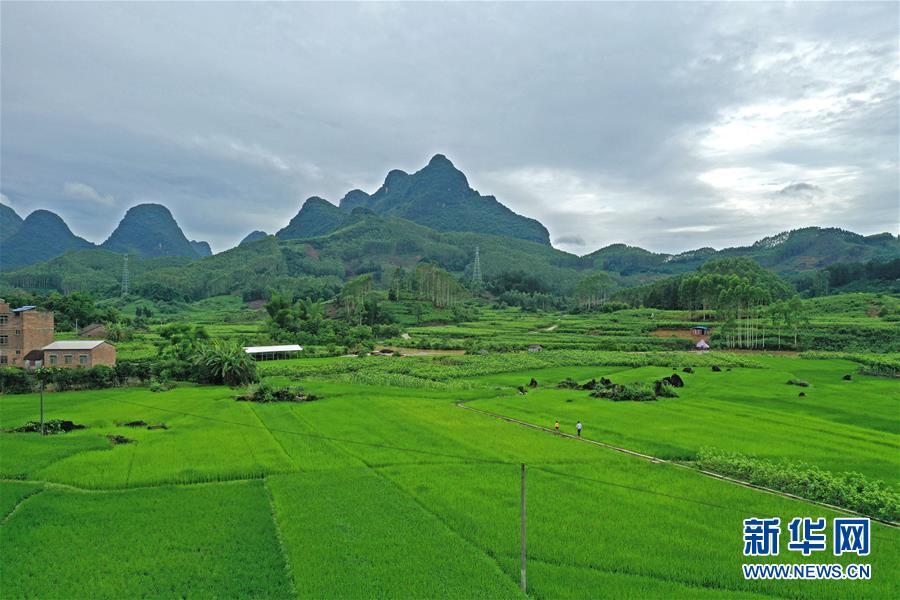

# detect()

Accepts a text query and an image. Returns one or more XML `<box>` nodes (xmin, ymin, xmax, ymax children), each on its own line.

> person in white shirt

<box><xmin>576</xmin><ymin>421</ymin><xmax>582</xmax><ymax>437</ymax></box>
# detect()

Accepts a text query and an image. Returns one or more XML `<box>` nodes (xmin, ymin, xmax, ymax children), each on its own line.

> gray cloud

<box><xmin>778</xmin><ymin>183</ymin><xmax>822</xmax><ymax>196</ymax></box>
<box><xmin>553</xmin><ymin>235</ymin><xmax>587</xmax><ymax>247</ymax></box>
<box><xmin>1</xmin><ymin>2</ymin><xmax>897</xmax><ymax>253</ymax></box>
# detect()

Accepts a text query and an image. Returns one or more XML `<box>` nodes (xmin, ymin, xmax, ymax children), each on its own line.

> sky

<box><xmin>1</xmin><ymin>1</ymin><xmax>897</xmax><ymax>255</ymax></box>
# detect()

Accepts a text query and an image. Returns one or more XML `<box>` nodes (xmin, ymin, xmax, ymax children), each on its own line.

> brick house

<box><xmin>0</xmin><ymin>300</ymin><xmax>55</xmax><ymax>367</ymax></box>
<box><xmin>42</xmin><ymin>341</ymin><xmax>116</xmax><ymax>368</ymax></box>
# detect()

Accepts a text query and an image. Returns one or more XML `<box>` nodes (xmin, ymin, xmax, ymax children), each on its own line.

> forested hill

<box><xmin>0</xmin><ymin>204</ymin><xmax>24</xmax><ymax>239</ymax></box>
<box><xmin>4</xmin><ymin>201</ymin><xmax>897</xmax><ymax>304</ymax></box>
<box><xmin>334</xmin><ymin>154</ymin><xmax>551</xmax><ymax>245</ymax></box>
<box><xmin>278</xmin><ymin>154</ymin><xmax>551</xmax><ymax>244</ymax></box>
<box><xmin>0</xmin><ymin>203</ymin><xmax>211</xmax><ymax>269</ymax></box>
<box><xmin>1</xmin><ymin>211</ymin><xmax>578</xmax><ymax>300</ymax></box>
<box><xmin>0</xmin><ymin>209</ymin><xmax>95</xmax><ymax>270</ymax></box>
<box><xmin>102</xmin><ymin>204</ymin><xmax>210</xmax><ymax>259</ymax></box>
<box><xmin>585</xmin><ymin>227</ymin><xmax>898</xmax><ymax>276</ymax></box>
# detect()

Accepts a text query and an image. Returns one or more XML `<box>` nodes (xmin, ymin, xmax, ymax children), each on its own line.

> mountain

<box><xmin>0</xmin><ymin>210</ymin><xmax>95</xmax><ymax>270</ymax></box>
<box><xmin>277</xmin><ymin>197</ymin><xmax>349</xmax><ymax>240</ymax></box>
<box><xmin>101</xmin><ymin>203</ymin><xmax>205</xmax><ymax>259</ymax></box>
<box><xmin>2</xmin><ymin>210</ymin><xmax>579</xmax><ymax>299</ymax></box>
<box><xmin>584</xmin><ymin>228</ymin><xmax>899</xmax><ymax>277</ymax></box>
<box><xmin>339</xmin><ymin>189</ymin><xmax>372</xmax><ymax>212</ymax></box>
<box><xmin>239</xmin><ymin>230</ymin><xmax>270</xmax><ymax>246</ymax></box>
<box><xmin>190</xmin><ymin>240</ymin><xmax>212</xmax><ymax>257</ymax></box>
<box><xmin>0</xmin><ymin>205</ymin><xmax>24</xmax><ymax>242</ymax></box>
<box><xmin>4</xmin><ymin>212</ymin><xmax>897</xmax><ymax>302</ymax></box>
<box><xmin>735</xmin><ymin>227</ymin><xmax>898</xmax><ymax>271</ymax></box>
<box><xmin>337</xmin><ymin>154</ymin><xmax>551</xmax><ymax>245</ymax></box>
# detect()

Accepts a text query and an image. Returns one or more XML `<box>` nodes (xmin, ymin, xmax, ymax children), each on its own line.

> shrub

<box><xmin>591</xmin><ymin>381</ymin><xmax>658</xmax><ymax>402</ymax></box>
<box><xmin>149</xmin><ymin>378</ymin><xmax>176</xmax><ymax>392</ymax></box>
<box><xmin>696</xmin><ymin>448</ymin><xmax>899</xmax><ymax>522</ymax></box>
<box><xmin>8</xmin><ymin>419</ymin><xmax>86</xmax><ymax>434</ymax></box>
<box><xmin>0</xmin><ymin>368</ymin><xmax>34</xmax><ymax>394</ymax></box>
<box><xmin>194</xmin><ymin>341</ymin><xmax>258</xmax><ymax>387</ymax></box>
<box><xmin>236</xmin><ymin>382</ymin><xmax>317</xmax><ymax>403</ymax></box>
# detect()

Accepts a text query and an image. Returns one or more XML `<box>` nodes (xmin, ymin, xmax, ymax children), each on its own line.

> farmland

<box><xmin>2</xmin><ymin>350</ymin><xmax>898</xmax><ymax>598</ymax></box>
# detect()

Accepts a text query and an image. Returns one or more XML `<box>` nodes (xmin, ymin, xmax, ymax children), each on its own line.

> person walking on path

<box><xmin>554</xmin><ymin>420</ymin><xmax>560</xmax><ymax>432</ymax></box>
<box><xmin>576</xmin><ymin>421</ymin><xmax>583</xmax><ymax>437</ymax></box>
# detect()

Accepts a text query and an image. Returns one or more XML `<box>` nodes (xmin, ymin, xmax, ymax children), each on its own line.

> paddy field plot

<box><xmin>1</xmin><ymin>354</ymin><xmax>897</xmax><ymax>598</ymax></box>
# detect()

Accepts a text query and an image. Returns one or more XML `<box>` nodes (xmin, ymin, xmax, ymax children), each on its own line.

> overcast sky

<box><xmin>1</xmin><ymin>1</ymin><xmax>897</xmax><ymax>254</ymax></box>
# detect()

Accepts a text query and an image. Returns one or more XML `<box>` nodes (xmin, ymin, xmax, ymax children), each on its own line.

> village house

<box><xmin>42</xmin><ymin>341</ymin><xmax>117</xmax><ymax>368</ymax></box>
<box><xmin>690</xmin><ymin>325</ymin><xmax>710</xmax><ymax>337</ymax></box>
<box><xmin>0</xmin><ymin>300</ymin><xmax>55</xmax><ymax>367</ymax></box>
<box><xmin>0</xmin><ymin>299</ymin><xmax>117</xmax><ymax>368</ymax></box>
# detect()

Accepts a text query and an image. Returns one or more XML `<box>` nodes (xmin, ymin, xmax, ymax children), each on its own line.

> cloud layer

<box><xmin>1</xmin><ymin>2</ymin><xmax>897</xmax><ymax>253</ymax></box>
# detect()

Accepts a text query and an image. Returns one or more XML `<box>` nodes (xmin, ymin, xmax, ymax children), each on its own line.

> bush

<box><xmin>8</xmin><ymin>419</ymin><xmax>86</xmax><ymax>434</ymax></box>
<box><xmin>194</xmin><ymin>341</ymin><xmax>259</xmax><ymax>386</ymax></box>
<box><xmin>590</xmin><ymin>381</ymin><xmax>658</xmax><ymax>402</ymax></box>
<box><xmin>149</xmin><ymin>378</ymin><xmax>176</xmax><ymax>392</ymax></box>
<box><xmin>0</xmin><ymin>368</ymin><xmax>33</xmax><ymax>394</ymax></box>
<box><xmin>236</xmin><ymin>382</ymin><xmax>317</xmax><ymax>403</ymax></box>
<box><xmin>696</xmin><ymin>448</ymin><xmax>899</xmax><ymax>522</ymax></box>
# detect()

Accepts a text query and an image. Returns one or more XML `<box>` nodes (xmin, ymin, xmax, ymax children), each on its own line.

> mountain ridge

<box><xmin>335</xmin><ymin>154</ymin><xmax>551</xmax><ymax>245</ymax></box>
<box><xmin>0</xmin><ymin>209</ymin><xmax>95</xmax><ymax>270</ymax></box>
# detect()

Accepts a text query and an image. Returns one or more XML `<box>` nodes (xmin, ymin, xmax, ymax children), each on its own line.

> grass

<box><xmin>470</xmin><ymin>357</ymin><xmax>900</xmax><ymax>484</ymax></box>
<box><xmin>1</xmin><ymin>353</ymin><xmax>898</xmax><ymax>598</ymax></box>
<box><xmin>0</xmin><ymin>480</ymin><xmax>293</xmax><ymax>598</ymax></box>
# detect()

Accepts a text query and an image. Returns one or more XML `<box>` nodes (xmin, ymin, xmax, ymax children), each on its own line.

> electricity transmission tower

<box><xmin>472</xmin><ymin>246</ymin><xmax>483</xmax><ymax>289</ymax></box>
<box><xmin>121</xmin><ymin>254</ymin><xmax>130</xmax><ymax>297</ymax></box>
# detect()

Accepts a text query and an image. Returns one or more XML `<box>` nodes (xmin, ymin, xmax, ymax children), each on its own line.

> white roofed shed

<box><xmin>242</xmin><ymin>345</ymin><xmax>303</xmax><ymax>361</ymax></box>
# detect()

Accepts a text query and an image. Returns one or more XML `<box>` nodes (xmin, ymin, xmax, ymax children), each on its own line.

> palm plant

<box><xmin>194</xmin><ymin>340</ymin><xmax>258</xmax><ymax>386</ymax></box>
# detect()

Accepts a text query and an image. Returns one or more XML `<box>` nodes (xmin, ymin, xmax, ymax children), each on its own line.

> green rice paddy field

<box><xmin>1</xmin><ymin>353</ymin><xmax>898</xmax><ymax>598</ymax></box>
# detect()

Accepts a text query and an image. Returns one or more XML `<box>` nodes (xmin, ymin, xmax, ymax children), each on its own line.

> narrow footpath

<box><xmin>455</xmin><ymin>401</ymin><xmax>898</xmax><ymax>528</ymax></box>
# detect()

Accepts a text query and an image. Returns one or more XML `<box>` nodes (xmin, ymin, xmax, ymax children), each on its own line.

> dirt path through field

<box><xmin>455</xmin><ymin>401</ymin><xmax>898</xmax><ymax>527</ymax></box>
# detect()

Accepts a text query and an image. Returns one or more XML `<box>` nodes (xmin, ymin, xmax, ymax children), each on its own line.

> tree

<box><xmin>784</xmin><ymin>296</ymin><xmax>808</xmax><ymax>349</ymax></box>
<box><xmin>412</xmin><ymin>302</ymin><xmax>425</xmax><ymax>324</ymax></box>
<box><xmin>413</xmin><ymin>264</ymin><xmax>468</xmax><ymax>308</ymax></box>
<box><xmin>194</xmin><ymin>341</ymin><xmax>258</xmax><ymax>387</ymax></box>
<box><xmin>574</xmin><ymin>272</ymin><xmax>614</xmax><ymax>311</ymax></box>
<box><xmin>339</xmin><ymin>275</ymin><xmax>373</xmax><ymax>324</ymax></box>
<box><xmin>156</xmin><ymin>323</ymin><xmax>210</xmax><ymax>362</ymax></box>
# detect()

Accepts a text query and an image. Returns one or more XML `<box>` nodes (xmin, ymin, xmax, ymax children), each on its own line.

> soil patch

<box><xmin>7</xmin><ymin>420</ymin><xmax>86</xmax><ymax>435</ymax></box>
<box><xmin>107</xmin><ymin>434</ymin><xmax>134</xmax><ymax>445</ymax></box>
<box><xmin>787</xmin><ymin>379</ymin><xmax>810</xmax><ymax>387</ymax></box>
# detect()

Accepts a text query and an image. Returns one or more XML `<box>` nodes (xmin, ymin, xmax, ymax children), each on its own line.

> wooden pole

<box><xmin>520</xmin><ymin>462</ymin><xmax>527</xmax><ymax>594</ymax></box>
<box><xmin>40</xmin><ymin>379</ymin><xmax>45</xmax><ymax>436</ymax></box>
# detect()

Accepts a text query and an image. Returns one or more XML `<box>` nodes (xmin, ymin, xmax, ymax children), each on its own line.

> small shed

<box><xmin>696</xmin><ymin>339</ymin><xmax>710</xmax><ymax>351</ymax></box>
<box><xmin>243</xmin><ymin>345</ymin><xmax>303</xmax><ymax>361</ymax></box>
<box><xmin>690</xmin><ymin>325</ymin><xmax>710</xmax><ymax>336</ymax></box>
<box><xmin>43</xmin><ymin>340</ymin><xmax>116</xmax><ymax>368</ymax></box>
<box><xmin>527</xmin><ymin>344</ymin><xmax>544</xmax><ymax>353</ymax></box>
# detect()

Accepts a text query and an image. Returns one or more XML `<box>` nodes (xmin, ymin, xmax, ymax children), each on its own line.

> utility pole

<box><xmin>40</xmin><ymin>378</ymin><xmax>45</xmax><ymax>436</ymax></box>
<box><xmin>520</xmin><ymin>462</ymin><xmax>527</xmax><ymax>594</ymax></box>
<box><xmin>472</xmin><ymin>246</ymin><xmax>483</xmax><ymax>290</ymax></box>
